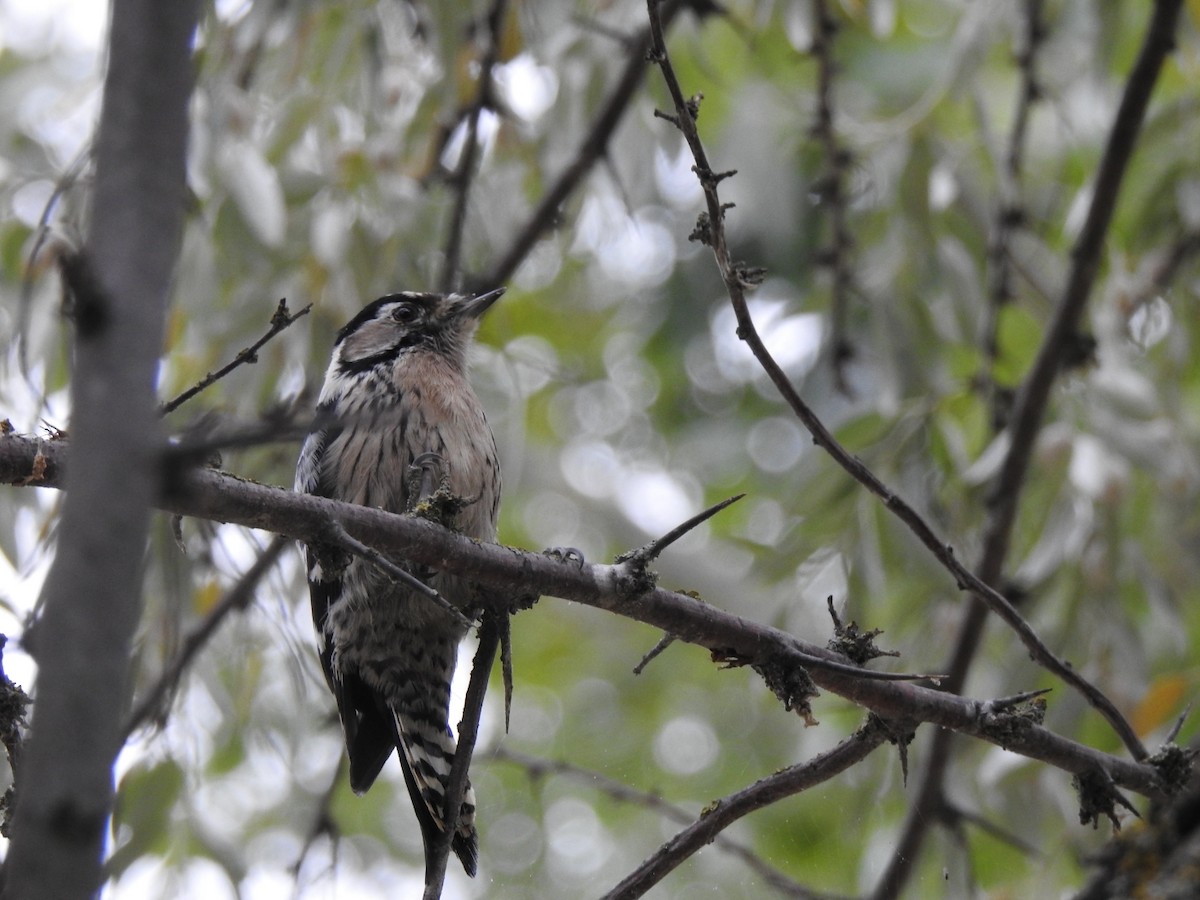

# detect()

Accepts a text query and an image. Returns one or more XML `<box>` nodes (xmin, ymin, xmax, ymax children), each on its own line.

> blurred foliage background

<box><xmin>2</xmin><ymin>0</ymin><xmax>1200</xmax><ymax>896</ymax></box>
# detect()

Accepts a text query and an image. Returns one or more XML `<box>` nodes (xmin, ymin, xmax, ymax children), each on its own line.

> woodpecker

<box><xmin>295</xmin><ymin>289</ymin><xmax>503</xmax><ymax>878</ymax></box>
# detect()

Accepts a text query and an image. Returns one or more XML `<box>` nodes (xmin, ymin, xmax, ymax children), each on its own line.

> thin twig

<box><xmin>472</xmin><ymin>0</ymin><xmax>691</xmax><ymax>291</ymax></box>
<box><xmin>943</xmin><ymin>800</ymin><xmax>1042</xmax><ymax>858</ymax></box>
<box><xmin>633</xmin><ymin>631</ymin><xmax>677</xmax><ymax>674</ymax></box>
<box><xmin>423</xmin><ymin>614</ymin><xmax>500</xmax><ymax>899</ymax></box>
<box><xmin>321</xmin><ymin>520</ymin><xmax>472</xmax><ymax>630</ymax></box>
<box><xmin>439</xmin><ymin>0</ymin><xmax>510</xmax><ymax>293</ymax></box>
<box><xmin>493</xmin><ymin>747</ymin><xmax>819</xmax><ymax>897</ymax></box>
<box><xmin>159</xmin><ymin>299</ymin><xmax>312</xmax><ymax>415</ymax></box>
<box><xmin>289</xmin><ymin>754</ymin><xmax>346</xmax><ymax>884</ymax></box>
<box><xmin>979</xmin><ymin>0</ymin><xmax>1045</xmax><ymax>430</ymax></box>
<box><xmin>122</xmin><ymin>534</ymin><xmax>289</xmax><ymax>740</ymax></box>
<box><xmin>618</xmin><ymin>493</ymin><xmax>744</xmax><ymax>566</ymax></box>
<box><xmin>601</xmin><ymin>719</ymin><xmax>891</xmax><ymax>899</ymax></box>
<box><xmin>18</xmin><ymin>148</ymin><xmax>91</xmax><ymax>379</ymax></box>
<box><xmin>644</xmin><ymin>0</ymin><xmax>1147</xmax><ymax>761</ymax></box>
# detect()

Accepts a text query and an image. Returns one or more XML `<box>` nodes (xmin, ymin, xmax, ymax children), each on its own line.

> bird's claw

<box><xmin>543</xmin><ymin>546</ymin><xmax>585</xmax><ymax>568</ymax></box>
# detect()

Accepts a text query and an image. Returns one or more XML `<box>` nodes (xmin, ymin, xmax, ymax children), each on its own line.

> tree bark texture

<box><xmin>2</xmin><ymin>2</ymin><xmax>200</xmax><ymax>897</ymax></box>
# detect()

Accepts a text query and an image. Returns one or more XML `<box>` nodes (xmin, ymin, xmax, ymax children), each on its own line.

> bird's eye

<box><xmin>391</xmin><ymin>303</ymin><xmax>419</xmax><ymax>324</ymax></box>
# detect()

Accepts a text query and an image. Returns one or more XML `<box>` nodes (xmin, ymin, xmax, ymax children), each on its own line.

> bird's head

<box><xmin>333</xmin><ymin>288</ymin><xmax>503</xmax><ymax>375</ymax></box>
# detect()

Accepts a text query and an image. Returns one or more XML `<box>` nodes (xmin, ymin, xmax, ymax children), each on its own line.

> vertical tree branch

<box><xmin>980</xmin><ymin>0</ymin><xmax>1044</xmax><ymax>429</ymax></box>
<box><xmin>422</xmin><ymin>613</ymin><xmax>500</xmax><ymax>899</ymax></box>
<box><xmin>2</xmin><ymin>2</ymin><xmax>200</xmax><ymax>898</ymax></box>
<box><xmin>873</xmin><ymin>2</ymin><xmax>1184</xmax><ymax>896</ymax></box>
<box><xmin>438</xmin><ymin>0</ymin><xmax>510</xmax><ymax>293</ymax></box>
<box><xmin>810</xmin><ymin>0</ymin><xmax>858</xmax><ymax>391</ymax></box>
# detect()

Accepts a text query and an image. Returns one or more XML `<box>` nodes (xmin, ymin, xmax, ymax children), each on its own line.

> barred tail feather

<box><xmin>395</xmin><ymin>710</ymin><xmax>479</xmax><ymax>877</ymax></box>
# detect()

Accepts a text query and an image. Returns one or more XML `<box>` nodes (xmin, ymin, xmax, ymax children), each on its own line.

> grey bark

<box><xmin>2</xmin><ymin>2</ymin><xmax>200</xmax><ymax>897</ymax></box>
<box><xmin>0</xmin><ymin>433</ymin><xmax>1174</xmax><ymax>807</ymax></box>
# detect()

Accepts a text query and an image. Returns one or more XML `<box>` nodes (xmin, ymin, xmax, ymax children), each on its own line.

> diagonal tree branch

<box><xmin>493</xmin><ymin>746</ymin><xmax>816</xmax><ymax>896</ymax></box>
<box><xmin>471</xmin><ymin>0</ymin><xmax>692</xmax><ymax>291</ymax></box>
<box><xmin>643</xmin><ymin>0</ymin><xmax>1145</xmax><ymax>760</ymax></box>
<box><xmin>978</xmin><ymin>0</ymin><xmax>1044</xmax><ymax>430</ymax></box>
<box><xmin>160</xmin><ymin>299</ymin><xmax>311</xmax><ymax>416</ymax></box>
<box><xmin>979</xmin><ymin>0</ymin><xmax>1184</xmax><ymax>590</ymax></box>
<box><xmin>602</xmin><ymin>718</ymin><xmax>891</xmax><ymax>899</ymax></box>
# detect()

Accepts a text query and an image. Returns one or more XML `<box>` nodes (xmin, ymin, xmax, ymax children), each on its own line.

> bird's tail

<box><xmin>392</xmin><ymin>692</ymin><xmax>479</xmax><ymax>877</ymax></box>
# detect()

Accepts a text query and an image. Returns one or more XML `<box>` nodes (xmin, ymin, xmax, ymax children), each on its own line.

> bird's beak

<box><xmin>456</xmin><ymin>287</ymin><xmax>505</xmax><ymax>320</ymax></box>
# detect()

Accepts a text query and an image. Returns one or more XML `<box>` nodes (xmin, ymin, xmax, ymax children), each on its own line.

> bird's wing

<box><xmin>297</xmin><ymin>410</ymin><xmax>396</xmax><ymax>792</ymax></box>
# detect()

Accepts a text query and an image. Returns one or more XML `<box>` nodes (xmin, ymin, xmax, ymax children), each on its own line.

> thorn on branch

<box><xmin>868</xmin><ymin>713</ymin><xmax>917</xmax><ymax>786</ymax></box>
<box><xmin>692</xmin><ymin>165</ymin><xmax>737</xmax><ymax>188</ymax></box>
<box><xmin>825</xmin><ymin>596</ymin><xmax>901</xmax><ymax>666</ymax></box>
<box><xmin>616</xmin><ymin>494</ymin><xmax>744</xmax><ymax>574</ymax></box>
<box><xmin>498</xmin><ymin>611</ymin><xmax>514</xmax><ymax>733</ymax></box>
<box><xmin>653</xmin><ymin>108</ymin><xmax>682</xmax><ymax>129</ymax></box>
<box><xmin>633</xmin><ymin>632</ymin><xmax>678</xmax><ymax>675</ymax></box>
<box><xmin>1074</xmin><ymin>768</ymin><xmax>1139</xmax><ymax>831</ymax></box>
<box><xmin>1165</xmin><ymin>702</ymin><xmax>1191</xmax><ymax>745</ymax></box>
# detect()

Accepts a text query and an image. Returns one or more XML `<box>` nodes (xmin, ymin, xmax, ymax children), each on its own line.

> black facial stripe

<box><xmin>334</xmin><ymin>331</ymin><xmax>430</xmax><ymax>375</ymax></box>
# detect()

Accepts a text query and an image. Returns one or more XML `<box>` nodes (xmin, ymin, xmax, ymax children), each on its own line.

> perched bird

<box><xmin>295</xmin><ymin>289</ymin><xmax>504</xmax><ymax>878</ymax></box>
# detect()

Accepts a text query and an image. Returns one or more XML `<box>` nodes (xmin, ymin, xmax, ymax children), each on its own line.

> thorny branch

<box><xmin>644</xmin><ymin>0</ymin><xmax>1146</xmax><ymax>762</ymax></box>
<box><xmin>438</xmin><ymin>0</ymin><xmax>510</xmax><ymax>293</ymax></box>
<box><xmin>159</xmin><ymin>299</ymin><xmax>312</xmax><ymax>416</ymax></box>
<box><xmin>0</xmin><ymin>433</ymin><xmax>1178</xmax><ymax>805</ymax></box>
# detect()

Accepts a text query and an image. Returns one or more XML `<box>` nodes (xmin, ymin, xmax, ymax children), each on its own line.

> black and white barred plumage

<box><xmin>295</xmin><ymin>289</ymin><xmax>503</xmax><ymax>878</ymax></box>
